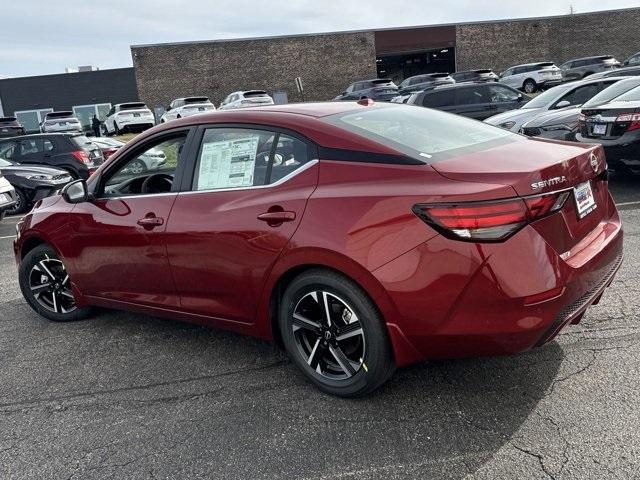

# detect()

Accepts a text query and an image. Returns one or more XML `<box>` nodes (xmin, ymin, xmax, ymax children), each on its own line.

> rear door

<box><xmin>454</xmin><ymin>85</ymin><xmax>493</xmax><ymax>119</ymax></box>
<box><xmin>166</xmin><ymin>125</ymin><xmax>319</xmax><ymax>324</ymax></box>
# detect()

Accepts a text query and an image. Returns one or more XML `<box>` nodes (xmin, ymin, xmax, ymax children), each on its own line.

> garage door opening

<box><xmin>376</xmin><ymin>48</ymin><xmax>456</xmax><ymax>85</ymax></box>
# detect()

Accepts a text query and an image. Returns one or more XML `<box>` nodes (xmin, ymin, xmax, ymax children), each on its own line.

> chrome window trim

<box><xmin>180</xmin><ymin>158</ymin><xmax>319</xmax><ymax>196</ymax></box>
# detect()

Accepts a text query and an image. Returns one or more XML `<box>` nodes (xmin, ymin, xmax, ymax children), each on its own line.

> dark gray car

<box><xmin>334</xmin><ymin>79</ymin><xmax>398</xmax><ymax>101</ymax></box>
<box><xmin>623</xmin><ymin>51</ymin><xmax>640</xmax><ymax>66</ymax></box>
<box><xmin>397</xmin><ymin>73</ymin><xmax>454</xmax><ymax>96</ymax></box>
<box><xmin>406</xmin><ymin>82</ymin><xmax>528</xmax><ymax>120</ymax></box>
<box><xmin>560</xmin><ymin>55</ymin><xmax>621</xmax><ymax>81</ymax></box>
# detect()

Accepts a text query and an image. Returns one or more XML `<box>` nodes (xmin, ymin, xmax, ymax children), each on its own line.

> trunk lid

<box><xmin>580</xmin><ymin>101</ymin><xmax>640</xmax><ymax>139</ymax></box>
<box><xmin>431</xmin><ymin>137</ymin><xmax>610</xmax><ymax>251</ymax></box>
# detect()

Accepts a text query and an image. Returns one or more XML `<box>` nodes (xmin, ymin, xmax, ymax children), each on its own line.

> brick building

<box><xmin>131</xmin><ymin>7</ymin><xmax>640</xmax><ymax>109</ymax></box>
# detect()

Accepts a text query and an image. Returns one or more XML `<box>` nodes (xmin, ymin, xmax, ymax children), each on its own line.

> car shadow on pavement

<box><xmin>0</xmin><ymin>305</ymin><xmax>565</xmax><ymax>479</ymax></box>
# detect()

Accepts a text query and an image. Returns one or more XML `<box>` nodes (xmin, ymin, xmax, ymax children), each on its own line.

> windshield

<box><xmin>522</xmin><ymin>84</ymin><xmax>574</xmax><ymax>109</ymax></box>
<box><xmin>583</xmin><ymin>80</ymin><xmax>640</xmax><ymax>107</ymax></box>
<box><xmin>323</xmin><ymin>104</ymin><xmax>517</xmax><ymax>162</ymax></box>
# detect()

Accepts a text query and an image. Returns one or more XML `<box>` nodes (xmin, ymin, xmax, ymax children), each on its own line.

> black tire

<box><xmin>19</xmin><ymin>244</ymin><xmax>92</xmax><ymax>322</ymax></box>
<box><xmin>523</xmin><ymin>79</ymin><xmax>537</xmax><ymax>94</ymax></box>
<box><xmin>278</xmin><ymin>268</ymin><xmax>395</xmax><ymax>397</ymax></box>
<box><xmin>113</xmin><ymin>121</ymin><xmax>120</xmax><ymax>136</ymax></box>
<box><xmin>5</xmin><ymin>188</ymin><xmax>28</xmax><ymax>215</ymax></box>
<box><xmin>583</xmin><ymin>72</ymin><xmax>594</xmax><ymax>78</ymax></box>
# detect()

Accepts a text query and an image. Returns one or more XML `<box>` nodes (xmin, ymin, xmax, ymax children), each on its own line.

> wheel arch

<box><xmin>258</xmin><ymin>247</ymin><xmax>423</xmax><ymax>367</ymax></box>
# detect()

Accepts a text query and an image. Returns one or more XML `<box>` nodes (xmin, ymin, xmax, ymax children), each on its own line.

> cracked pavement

<box><xmin>0</xmin><ymin>177</ymin><xmax>639</xmax><ymax>479</ymax></box>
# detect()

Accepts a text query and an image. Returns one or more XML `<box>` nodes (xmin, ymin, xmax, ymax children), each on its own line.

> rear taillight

<box><xmin>71</xmin><ymin>150</ymin><xmax>91</xmax><ymax>164</ymax></box>
<box><xmin>413</xmin><ymin>191</ymin><xmax>569</xmax><ymax>242</ymax></box>
<box><xmin>615</xmin><ymin>112</ymin><xmax>640</xmax><ymax>132</ymax></box>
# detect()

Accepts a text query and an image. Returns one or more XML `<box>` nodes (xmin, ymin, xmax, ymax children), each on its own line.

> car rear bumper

<box><xmin>373</xmin><ymin>194</ymin><xmax>623</xmax><ymax>365</ymax></box>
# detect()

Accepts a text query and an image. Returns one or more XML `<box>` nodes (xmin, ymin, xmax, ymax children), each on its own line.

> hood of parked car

<box><xmin>484</xmin><ymin>107</ymin><xmax>542</xmax><ymax>130</ymax></box>
<box><xmin>0</xmin><ymin>164</ymin><xmax>70</xmax><ymax>177</ymax></box>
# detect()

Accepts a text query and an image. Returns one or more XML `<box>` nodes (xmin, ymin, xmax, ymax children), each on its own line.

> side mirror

<box><xmin>61</xmin><ymin>179</ymin><xmax>89</xmax><ymax>204</ymax></box>
<box><xmin>166</xmin><ymin>106</ymin><xmax>172</xmax><ymax>111</ymax></box>
<box><xmin>517</xmin><ymin>93</ymin><xmax>524</xmax><ymax>102</ymax></box>
<box><xmin>555</xmin><ymin>100</ymin><xmax>571</xmax><ymax>108</ymax></box>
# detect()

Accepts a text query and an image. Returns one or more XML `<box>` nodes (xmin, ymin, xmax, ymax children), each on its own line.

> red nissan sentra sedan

<box><xmin>14</xmin><ymin>101</ymin><xmax>623</xmax><ymax>397</ymax></box>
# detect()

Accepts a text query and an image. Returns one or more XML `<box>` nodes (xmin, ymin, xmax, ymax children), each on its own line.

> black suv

<box><xmin>560</xmin><ymin>55</ymin><xmax>621</xmax><ymax>81</ymax></box>
<box><xmin>451</xmin><ymin>69</ymin><xmax>499</xmax><ymax>83</ymax></box>
<box><xmin>0</xmin><ymin>133</ymin><xmax>103</xmax><ymax>180</ymax></box>
<box><xmin>406</xmin><ymin>82</ymin><xmax>528</xmax><ymax>120</ymax></box>
<box><xmin>0</xmin><ymin>117</ymin><xmax>25</xmax><ymax>138</ymax></box>
<box><xmin>334</xmin><ymin>79</ymin><xmax>398</xmax><ymax>101</ymax></box>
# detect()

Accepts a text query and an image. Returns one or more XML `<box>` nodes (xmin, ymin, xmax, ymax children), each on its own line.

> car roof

<box><xmin>507</xmin><ymin>62</ymin><xmax>556</xmax><ymax>68</ymax></box>
<box><xmin>566</xmin><ymin>55</ymin><xmax>615</xmax><ymax>62</ymax></box>
<box><xmin>124</xmin><ymin>101</ymin><xmax>416</xmax><ymax>156</ymax></box>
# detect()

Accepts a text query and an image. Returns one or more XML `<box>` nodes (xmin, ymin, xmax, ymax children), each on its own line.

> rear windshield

<box><xmin>184</xmin><ymin>97</ymin><xmax>210</xmax><ymax>103</ymax></box>
<box><xmin>537</xmin><ymin>62</ymin><xmax>556</xmax><ymax>68</ymax></box>
<box><xmin>610</xmin><ymin>85</ymin><xmax>640</xmax><ymax>102</ymax></box>
<box><xmin>475</xmin><ymin>69</ymin><xmax>492</xmax><ymax>74</ymax></box>
<box><xmin>244</xmin><ymin>91</ymin><xmax>268</xmax><ymax>98</ymax></box>
<box><xmin>322</xmin><ymin>104</ymin><xmax>516</xmax><ymax>162</ymax></box>
<box><xmin>120</xmin><ymin>103</ymin><xmax>147</xmax><ymax>110</ymax></box>
<box><xmin>583</xmin><ymin>79</ymin><xmax>640</xmax><ymax>107</ymax></box>
<box><xmin>46</xmin><ymin>111</ymin><xmax>74</xmax><ymax>119</ymax></box>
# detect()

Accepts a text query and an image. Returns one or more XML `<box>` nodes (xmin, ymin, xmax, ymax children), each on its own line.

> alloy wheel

<box><xmin>292</xmin><ymin>290</ymin><xmax>365</xmax><ymax>380</ymax></box>
<box><xmin>28</xmin><ymin>256</ymin><xmax>76</xmax><ymax>314</ymax></box>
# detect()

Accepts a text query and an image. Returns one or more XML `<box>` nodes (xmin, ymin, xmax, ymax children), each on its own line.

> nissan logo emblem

<box><xmin>589</xmin><ymin>153</ymin><xmax>599</xmax><ymax>173</ymax></box>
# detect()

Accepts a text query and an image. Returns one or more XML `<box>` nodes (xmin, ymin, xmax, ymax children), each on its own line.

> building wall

<box><xmin>456</xmin><ymin>8</ymin><xmax>640</xmax><ymax>73</ymax></box>
<box><xmin>132</xmin><ymin>31</ymin><xmax>377</xmax><ymax>108</ymax></box>
<box><xmin>0</xmin><ymin>68</ymin><xmax>139</xmax><ymax>116</ymax></box>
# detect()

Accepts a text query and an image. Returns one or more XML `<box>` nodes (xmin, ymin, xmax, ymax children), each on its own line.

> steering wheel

<box><xmin>141</xmin><ymin>173</ymin><xmax>173</xmax><ymax>194</ymax></box>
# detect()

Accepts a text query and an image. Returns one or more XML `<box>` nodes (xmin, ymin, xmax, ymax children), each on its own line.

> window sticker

<box><xmin>197</xmin><ymin>136</ymin><xmax>259</xmax><ymax>190</ymax></box>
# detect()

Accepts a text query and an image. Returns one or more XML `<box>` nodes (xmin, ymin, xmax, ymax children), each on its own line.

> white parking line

<box><xmin>615</xmin><ymin>200</ymin><xmax>640</xmax><ymax>207</ymax></box>
<box><xmin>0</xmin><ymin>235</ymin><xmax>16</xmax><ymax>240</ymax></box>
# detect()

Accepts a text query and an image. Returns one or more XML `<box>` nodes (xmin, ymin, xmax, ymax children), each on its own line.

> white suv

<box><xmin>219</xmin><ymin>90</ymin><xmax>274</xmax><ymax>110</ymax></box>
<box><xmin>160</xmin><ymin>96</ymin><xmax>215</xmax><ymax>123</ymax></box>
<box><xmin>40</xmin><ymin>111</ymin><xmax>82</xmax><ymax>133</ymax></box>
<box><xmin>499</xmin><ymin>62</ymin><xmax>562</xmax><ymax>94</ymax></box>
<box><xmin>103</xmin><ymin>102</ymin><xmax>155</xmax><ymax>135</ymax></box>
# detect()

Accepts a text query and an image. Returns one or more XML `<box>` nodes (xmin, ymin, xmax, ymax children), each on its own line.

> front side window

<box><xmin>193</xmin><ymin>128</ymin><xmax>310</xmax><ymax>191</ymax></box>
<box><xmin>488</xmin><ymin>84</ymin><xmax>520</xmax><ymax>103</ymax></box>
<box><xmin>102</xmin><ymin>133</ymin><xmax>187</xmax><ymax>196</ymax></box>
<box><xmin>0</xmin><ymin>141</ymin><xmax>17</xmax><ymax>160</ymax></box>
<box><xmin>556</xmin><ymin>84</ymin><xmax>602</xmax><ymax>107</ymax></box>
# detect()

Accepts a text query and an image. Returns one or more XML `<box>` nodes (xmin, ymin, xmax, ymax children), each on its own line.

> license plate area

<box><xmin>133</xmin><ymin>113</ymin><xmax>140</xmax><ymax>117</ymax></box>
<box><xmin>591</xmin><ymin>124</ymin><xmax>607</xmax><ymax>135</ymax></box>
<box><xmin>574</xmin><ymin>181</ymin><xmax>597</xmax><ymax>219</ymax></box>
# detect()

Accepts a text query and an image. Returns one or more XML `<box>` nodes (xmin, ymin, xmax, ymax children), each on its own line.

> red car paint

<box><xmin>14</xmin><ymin>102</ymin><xmax>623</xmax><ymax>367</ymax></box>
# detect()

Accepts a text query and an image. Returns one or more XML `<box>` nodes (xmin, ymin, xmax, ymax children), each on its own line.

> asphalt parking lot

<box><xmin>0</xmin><ymin>176</ymin><xmax>638</xmax><ymax>480</ymax></box>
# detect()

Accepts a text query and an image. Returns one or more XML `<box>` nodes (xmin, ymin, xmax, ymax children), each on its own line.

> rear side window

<box><xmin>455</xmin><ymin>86</ymin><xmax>489</xmax><ymax>105</ymax></box>
<box><xmin>19</xmin><ymin>138</ymin><xmax>43</xmax><ymax>155</ymax></box>
<box><xmin>193</xmin><ymin>128</ymin><xmax>311</xmax><ymax>191</ymax></box>
<box><xmin>422</xmin><ymin>90</ymin><xmax>454</xmax><ymax>108</ymax></box>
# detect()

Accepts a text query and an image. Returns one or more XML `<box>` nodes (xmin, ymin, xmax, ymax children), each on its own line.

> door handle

<box><xmin>257</xmin><ymin>210</ymin><xmax>296</xmax><ymax>226</ymax></box>
<box><xmin>137</xmin><ymin>215</ymin><xmax>164</xmax><ymax>229</ymax></box>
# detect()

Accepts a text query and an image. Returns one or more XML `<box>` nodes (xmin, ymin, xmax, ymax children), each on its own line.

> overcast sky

<box><xmin>2</xmin><ymin>0</ymin><xmax>637</xmax><ymax>78</ymax></box>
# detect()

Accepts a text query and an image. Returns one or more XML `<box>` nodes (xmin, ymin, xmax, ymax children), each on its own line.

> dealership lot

<box><xmin>0</xmin><ymin>178</ymin><xmax>638</xmax><ymax>479</ymax></box>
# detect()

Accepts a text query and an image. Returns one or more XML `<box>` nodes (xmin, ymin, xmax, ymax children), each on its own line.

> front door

<box><xmin>67</xmin><ymin>131</ymin><xmax>191</xmax><ymax>308</ymax></box>
<box><xmin>166</xmin><ymin>126</ymin><xmax>318</xmax><ymax>324</ymax></box>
